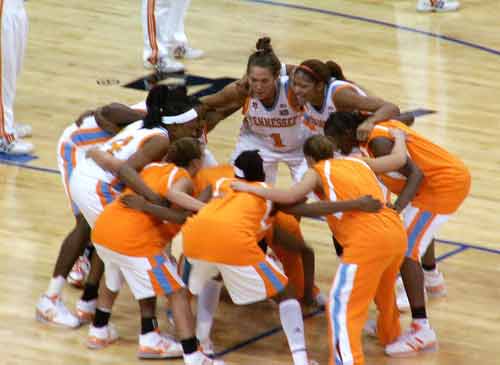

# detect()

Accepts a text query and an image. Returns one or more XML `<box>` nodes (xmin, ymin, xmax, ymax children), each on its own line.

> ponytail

<box><xmin>246</xmin><ymin>37</ymin><xmax>281</xmax><ymax>77</ymax></box>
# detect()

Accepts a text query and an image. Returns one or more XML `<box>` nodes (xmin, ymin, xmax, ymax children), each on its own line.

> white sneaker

<box><xmin>138</xmin><ymin>330</ymin><xmax>183</xmax><ymax>359</ymax></box>
<box><xmin>200</xmin><ymin>339</ymin><xmax>215</xmax><ymax>356</ymax></box>
<box><xmin>0</xmin><ymin>138</ymin><xmax>34</xmax><ymax>155</ymax></box>
<box><xmin>424</xmin><ymin>269</ymin><xmax>447</xmax><ymax>297</ymax></box>
<box><xmin>173</xmin><ymin>45</ymin><xmax>204</xmax><ymax>59</ymax></box>
<box><xmin>35</xmin><ymin>295</ymin><xmax>80</xmax><ymax>328</ymax></box>
<box><xmin>67</xmin><ymin>255</ymin><xmax>91</xmax><ymax>289</ymax></box>
<box><xmin>417</xmin><ymin>0</ymin><xmax>460</xmax><ymax>12</ymax></box>
<box><xmin>395</xmin><ymin>277</ymin><xmax>410</xmax><ymax>312</ymax></box>
<box><xmin>14</xmin><ymin>123</ymin><xmax>32</xmax><ymax>138</ymax></box>
<box><xmin>76</xmin><ymin>298</ymin><xmax>96</xmax><ymax>323</ymax></box>
<box><xmin>385</xmin><ymin>321</ymin><xmax>438</xmax><ymax>357</ymax></box>
<box><xmin>184</xmin><ymin>352</ymin><xmax>226</xmax><ymax>365</ymax></box>
<box><xmin>87</xmin><ymin>323</ymin><xmax>119</xmax><ymax>349</ymax></box>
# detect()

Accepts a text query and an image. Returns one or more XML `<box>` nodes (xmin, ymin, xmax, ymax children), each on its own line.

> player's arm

<box><xmin>121</xmin><ymin>195</ymin><xmax>192</xmax><ymax>224</ymax></box>
<box><xmin>361</xmin><ymin>129</ymin><xmax>408</xmax><ymax>173</ymax></box>
<box><xmin>117</xmin><ymin>135</ymin><xmax>171</xmax><ymax>204</ymax></box>
<box><xmin>369</xmin><ymin>137</ymin><xmax>424</xmax><ymax>213</ymax></box>
<box><xmin>332</xmin><ymin>88</ymin><xmax>400</xmax><ymax>140</ymax></box>
<box><xmin>202</xmin><ymin>103</ymin><xmax>242</xmax><ymax>133</ymax></box>
<box><xmin>200</xmin><ymin>79</ymin><xmax>248</xmax><ymax>110</ymax></box>
<box><xmin>279</xmin><ymin>195</ymin><xmax>382</xmax><ymax>217</ymax></box>
<box><xmin>95</xmin><ymin>103</ymin><xmax>146</xmax><ymax>134</ymax></box>
<box><xmin>232</xmin><ymin>170</ymin><xmax>319</xmax><ymax>204</ymax></box>
<box><xmin>166</xmin><ymin>177</ymin><xmax>205</xmax><ymax>212</ymax></box>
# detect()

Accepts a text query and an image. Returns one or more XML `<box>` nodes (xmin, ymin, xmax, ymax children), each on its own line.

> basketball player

<box><xmin>89</xmin><ymin>138</ymin><xmax>223</xmax><ymax>365</ymax></box>
<box><xmin>290</xmin><ymin>59</ymin><xmax>403</xmax><ymax>140</ymax></box>
<box><xmin>417</xmin><ymin>0</ymin><xmax>460</xmax><ymax>12</ymax></box>
<box><xmin>36</xmin><ymin>85</ymin><xmax>203</xmax><ymax>327</ymax></box>
<box><xmin>231</xmin><ymin>135</ymin><xmax>409</xmax><ymax>365</ymax></box>
<box><xmin>35</xmin><ymin>103</ymin><xmax>146</xmax><ymax>328</ymax></box>
<box><xmin>142</xmin><ymin>0</ymin><xmax>203</xmax><ymax>73</ymax></box>
<box><xmin>0</xmin><ymin>0</ymin><xmax>33</xmax><ymax>154</ymax></box>
<box><xmin>325</xmin><ymin>111</ymin><xmax>470</xmax><ymax>356</ymax></box>
<box><xmin>200</xmin><ymin>37</ymin><xmax>309</xmax><ymax>184</ymax></box>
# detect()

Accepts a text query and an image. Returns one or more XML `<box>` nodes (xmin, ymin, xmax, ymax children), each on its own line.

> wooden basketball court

<box><xmin>1</xmin><ymin>1</ymin><xmax>499</xmax><ymax>364</ymax></box>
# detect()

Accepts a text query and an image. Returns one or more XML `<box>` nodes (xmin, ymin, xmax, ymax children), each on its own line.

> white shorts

<box><xmin>203</xmin><ymin>147</ymin><xmax>218</xmax><ymax>168</ymax></box>
<box><xmin>57</xmin><ymin>138</ymin><xmax>85</xmax><ymax>216</ymax></box>
<box><xmin>94</xmin><ymin>244</ymin><xmax>185</xmax><ymax>300</ymax></box>
<box><xmin>231</xmin><ymin>133</ymin><xmax>307</xmax><ymax>185</ymax></box>
<box><xmin>186</xmin><ymin>256</ymin><xmax>288</xmax><ymax>305</ymax></box>
<box><xmin>69</xmin><ymin>167</ymin><xmax>121</xmax><ymax>228</ymax></box>
<box><xmin>402</xmin><ymin>203</ymin><xmax>450</xmax><ymax>260</ymax></box>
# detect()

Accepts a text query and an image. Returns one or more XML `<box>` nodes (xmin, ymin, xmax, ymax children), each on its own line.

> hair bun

<box><xmin>256</xmin><ymin>37</ymin><xmax>272</xmax><ymax>52</ymax></box>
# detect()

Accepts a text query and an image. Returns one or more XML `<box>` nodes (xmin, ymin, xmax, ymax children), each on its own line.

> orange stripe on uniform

<box><xmin>147</xmin><ymin>0</ymin><xmax>159</xmax><ymax>65</ymax></box>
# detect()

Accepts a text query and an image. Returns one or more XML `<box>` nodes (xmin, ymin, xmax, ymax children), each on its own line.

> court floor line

<box><xmin>241</xmin><ymin>0</ymin><xmax>500</xmax><ymax>57</ymax></box>
<box><xmin>213</xmin><ymin>239</ymin><xmax>493</xmax><ymax>358</ymax></box>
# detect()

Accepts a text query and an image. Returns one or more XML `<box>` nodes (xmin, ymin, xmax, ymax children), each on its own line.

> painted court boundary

<box><xmin>241</xmin><ymin>0</ymin><xmax>500</xmax><ymax>57</ymax></box>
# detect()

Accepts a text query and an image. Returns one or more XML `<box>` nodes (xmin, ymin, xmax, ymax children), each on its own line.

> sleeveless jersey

<box><xmin>77</xmin><ymin>120</ymin><xmax>168</xmax><ymax>186</ymax></box>
<box><xmin>182</xmin><ymin>178</ymin><xmax>274</xmax><ymax>265</ymax></box>
<box><xmin>304</xmin><ymin>80</ymin><xmax>366</xmax><ymax>134</ymax></box>
<box><xmin>313</xmin><ymin>158</ymin><xmax>404</xmax><ymax>250</ymax></box>
<box><xmin>241</xmin><ymin>76</ymin><xmax>305</xmax><ymax>152</ymax></box>
<box><xmin>363</xmin><ymin>120</ymin><xmax>471</xmax><ymax>214</ymax></box>
<box><xmin>92</xmin><ymin>163</ymin><xmax>189</xmax><ymax>256</ymax></box>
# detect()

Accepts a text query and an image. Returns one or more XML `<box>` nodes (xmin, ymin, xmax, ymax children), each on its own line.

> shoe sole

<box><xmin>137</xmin><ymin>352</ymin><xmax>183</xmax><ymax>359</ymax></box>
<box><xmin>87</xmin><ymin>337</ymin><xmax>118</xmax><ymax>350</ymax></box>
<box><xmin>35</xmin><ymin>310</ymin><xmax>80</xmax><ymax>329</ymax></box>
<box><xmin>387</xmin><ymin>342</ymin><xmax>439</xmax><ymax>357</ymax></box>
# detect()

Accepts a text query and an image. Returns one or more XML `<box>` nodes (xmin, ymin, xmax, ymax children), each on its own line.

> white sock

<box><xmin>196</xmin><ymin>279</ymin><xmax>223</xmax><ymax>343</ymax></box>
<box><xmin>279</xmin><ymin>299</ymin><xmax>308</xmax><ymax>365</ymax></box>
<box><xmin>46</xmin><ymin>276</ymin><xmax>66</xmax><ymax>297</ymax></box>
<box><xmin>413</xmin><ymin>318</ymin><xmax>430</xmax><ymax>329</ymax></box>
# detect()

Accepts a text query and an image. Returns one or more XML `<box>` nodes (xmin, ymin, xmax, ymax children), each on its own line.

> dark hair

<box><xmin>303</xmin><ymin>135</ymin><xmax>334</xmax><ymax>162</ymax></box>
<box><xmin>143</xmin><ymin>85</ymin><xmax>200</xmax><ymax>129</ymax></box>
<box><xmin>296</xmin><ymin>59</ymin><xmax>346</xmax><ymax>84</ymax></box>
<box><xmin>324</xmin><ymin>111</ymin><xmax>367</xmax><ymax>138</ymax></box>
<box><xmin>166</xmin><ymin>137</ymin><xmax>202</xmax><ymax>167</ymax></box>
<box><xmin>234</xmin><ymin>150</ymin><xmax>266</xmax><ymax>182</ymax></box>
<box><xmin>246</xmin><ymin>37</ymin><xmax>281</xmax><ymax>77</ymax></box>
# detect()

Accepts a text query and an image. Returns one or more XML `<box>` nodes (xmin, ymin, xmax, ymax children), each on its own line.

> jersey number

<box><xmin>107</xmin><ymin>136</ymin><xmax>133</xmax><ymax>154</ymax></box>
<box><xmin>270</xmin><ymin>133</ymin><xmax>285</xmax><ymax>148</ymax></box>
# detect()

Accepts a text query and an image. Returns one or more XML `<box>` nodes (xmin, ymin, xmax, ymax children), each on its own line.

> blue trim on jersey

<box><xmin>70</xmin><ymin>129</ymin><xmax>112</xmax><ymax>146</ymax></box>
<box><xmin>100</xmin><ymin>182</ymin><xmax>115</xmax><ymax>204</ymax></box>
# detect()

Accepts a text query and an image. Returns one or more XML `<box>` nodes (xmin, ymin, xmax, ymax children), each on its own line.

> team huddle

<box><xmin>35</xmin><ymin>38</ymin><xmax>470</xmax><ymax>365</ymax></box>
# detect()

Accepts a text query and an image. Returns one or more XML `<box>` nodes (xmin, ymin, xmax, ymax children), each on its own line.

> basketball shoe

<box><xmin>172</xmin><ymin>45</ymin><xmax>204</xmax><ymax>59</ymax></box>
<box><xmin>35</xmin><ymin>295</ymin><xmax>80</xmax><ymax>328</ymax></box>
<box><xmin>424</xmin><ymin>269</ymin><xmax>447</xmax><ymax>297</ymax></box>
<box><xmin>138</xmin><ymin>330</ymin><xmax>183</xmax><ymax>359</ymax></box>
<box><xmin>144</xmin><ymin>57</ymin><xmax>184</xmax><ymax>73</ymax></box>
<box><xmin>76</xmin><ymin>298</ymin><xmax>97</xmax><ymax>323</ymax></box>
<box><xmin>0</xmin><ymin>138</ymin><xmax>34</xmax><ymax>155</ymax></box>
<box><xmin>385</xmin><ymin>321</ymin><xmax>438</xmax><ymax>356</ymax></box>
<box><xmin>87</xmin><ymin>323</ymin><xmax>119</xmax><ymax>349</ymax></box>
<box><xmin>67</xmin><ymin>255</ymin><xmax>90</xmax><ymax>288</ymax></box>
<box><xmin>417</xmin><ymin>0</ymin><xmax>460</xmax><ymax>12</ymax></box>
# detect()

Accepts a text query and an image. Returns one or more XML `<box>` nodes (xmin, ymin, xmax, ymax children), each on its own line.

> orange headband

<box><xmin>297</xmin><ymin>64</ymin><xmax>322</xmax><ymax>82</ymax></box>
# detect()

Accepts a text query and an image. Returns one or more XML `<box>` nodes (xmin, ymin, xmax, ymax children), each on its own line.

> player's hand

<box><xmin>230</xmin><ymin>181</ymin><xmax>254</xmax><ymax>193</ymax></box>
<box><xmin>356</xmin><ymin>120</ymin><xmax>374</xmax><ymax>141</ymax></box>
<box><xmin>121</xmin><ymin>194</ymin><xmax>147</xmax><ymax>211</ymax></box>
<box><xmin>74</xmin><ymin>109</ymin><xmax>96</xmax><ymax>127</ymax></box>
<box><xmin>356</xmin><ymin>195</ymin><xmax>383</xmax><ymax>212</ymax></box>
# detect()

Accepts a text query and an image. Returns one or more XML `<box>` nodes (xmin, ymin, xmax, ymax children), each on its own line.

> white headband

<box><xmin>161</xmin><ymin>108</ymin><xmax>198</xmax><ymax>125</ymax></box>
<box><xmin>233</xmin><ymin>166</ymin><xmax>245</xmax><ymax>179</ymax></box>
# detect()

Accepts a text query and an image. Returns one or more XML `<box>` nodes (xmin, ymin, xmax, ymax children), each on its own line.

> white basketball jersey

<box><xmin>77</xmin><ymin>120</ymin><xmax>168</xmax><ymax>184</ymax></box>
<box><xmin>303</xmin><ymin>80</ymin><xmax>366</xmax><ymax>135</ymax></box>
<box><xmin>241</xmin><ymin>76</ymin><xmax>304</xmax><ymax>152</ymax></box>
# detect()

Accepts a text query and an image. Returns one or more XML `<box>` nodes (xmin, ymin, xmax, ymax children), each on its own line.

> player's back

<box><xmin>92</xmin><ymin>163</ymin><xmax>188</xmax><ymax>256</ymax></box>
